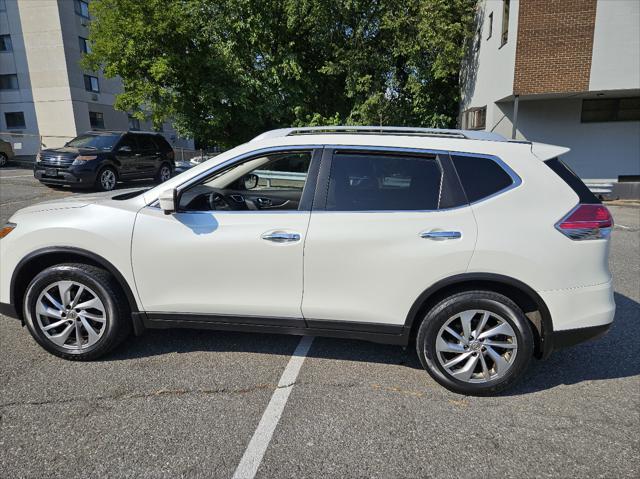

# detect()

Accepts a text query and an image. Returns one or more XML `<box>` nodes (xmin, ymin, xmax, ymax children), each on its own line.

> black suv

<box><xmin>34</xmin><ymin>131</ymin><xmax>175</xmax><ymax>191</ymax></box>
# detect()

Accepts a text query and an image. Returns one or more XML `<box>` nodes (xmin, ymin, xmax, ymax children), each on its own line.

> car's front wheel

<box><xmin>416</xmin><ymin>291</ymin><xmax>534</xmax><ymax>395</ymax></box>
<box><xmin>23</xmin><ymin>263</ymin><xmax>131</xmax><ymax>360</ymax></box>
<box><xmin>155</xmin><ymin>163</ymin><xmax>172</xmax><ymax>183</ymax></box>
<box><xmin>0</xmin><ymin>152</ymin><xmax>7</xmax><ymax>167</ymax></box>
<box><xmin>96</xmin><ymin>167</ymin><xmax>118</xmax><ymax>191</ymax></box>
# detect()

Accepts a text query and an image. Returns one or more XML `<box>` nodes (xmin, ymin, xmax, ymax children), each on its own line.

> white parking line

<box><xmin>0</xmin><ymin>175</ymin><xmax>34</xmax><ymax>179</ymax></box>
<box><xmin>232</xmin><ymin>336</ymin><xmax>314</xmax><ymax>479</ymax></box>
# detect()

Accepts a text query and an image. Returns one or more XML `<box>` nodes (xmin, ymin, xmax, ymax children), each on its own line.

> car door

<box><xmin>133</xmin><ymin>134</ymin><xmax>157</xmax><ymax>177</ymax></box>
<box><xmin>113</xmin><ymin>134</ymin><xmax>139</xmax><ymax>178</ymax></box>
<box><xmin>131</xmin><ymin>147</ymin><xmax>321</xmax><ymax>322</ymax></box>
<box><xmin>301</xmin><ymin>147</ymin><xmax>478</xmax><ymax>328</ymax></box>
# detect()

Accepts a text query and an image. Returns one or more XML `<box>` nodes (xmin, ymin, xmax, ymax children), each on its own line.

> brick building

<box><xmin>460</xmin><ymin>0</ymin><xmax>640</xmax><ymax>181</ymax></box>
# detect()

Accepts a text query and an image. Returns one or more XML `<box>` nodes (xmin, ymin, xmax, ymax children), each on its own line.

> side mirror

<box><xmin>158</xmin><ymin>188</ymin><xmax>177</xmax><ymax>215</ymax></box>
<box><xmin>243</xmin><ymin>173</ymin><xmax>259</xmax><ymax>190</ymax></box>
<box><xmin>118</xmin><ymin>145</ymin><xmax>132</xmax><ymax>153</ymax></box>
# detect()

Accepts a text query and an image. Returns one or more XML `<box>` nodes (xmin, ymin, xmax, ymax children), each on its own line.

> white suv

<box><xmin>0</xmin><ymin>127</ymin><xmax>615</xmax><ymax>395</ymax></box>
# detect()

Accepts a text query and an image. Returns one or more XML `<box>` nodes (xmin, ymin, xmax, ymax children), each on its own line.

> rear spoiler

<box><xmin>530</xmin><ymin>142</ymin><xmax>571</xmax><ymax>162</ymax></box>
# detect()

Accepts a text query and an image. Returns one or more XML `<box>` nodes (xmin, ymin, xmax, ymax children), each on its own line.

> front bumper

<box><xmin>34</xmin><ymin>165</ymin><xmax>97</xmax><ymax>187</ymax></box>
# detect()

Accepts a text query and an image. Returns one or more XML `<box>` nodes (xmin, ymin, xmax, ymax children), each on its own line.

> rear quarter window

<box><xmin>544</xmin><ymin>157</ymin><xmax>600</xmax><ymax>204</ymax></box>
<box><xmin>451</xmin><ymin>155</ymin><xmax>514</xmax><ymax>203</ymax></box>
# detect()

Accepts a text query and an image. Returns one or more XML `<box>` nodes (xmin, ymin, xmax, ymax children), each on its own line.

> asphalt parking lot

<box><xmin>1</xmin><ymin>167</ymin><xmax>639</xmax><ymax>478</ymax></box>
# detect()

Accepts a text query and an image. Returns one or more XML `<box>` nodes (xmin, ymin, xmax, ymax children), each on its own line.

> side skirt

<box><xmin>142</xmin><ymin>312</ymin><xmax>409</xmax><ymax>346</ymax></box>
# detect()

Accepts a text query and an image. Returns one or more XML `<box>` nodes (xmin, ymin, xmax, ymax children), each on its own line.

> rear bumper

<box><xmin>540</xmin><ymin>280</ymin><xmax>615</xmax><ymax>353</ymax></box>
<box><xmin>0</xmin><ymin>301</ymin><xmax>18</xmax><ymax>319</ymax></box>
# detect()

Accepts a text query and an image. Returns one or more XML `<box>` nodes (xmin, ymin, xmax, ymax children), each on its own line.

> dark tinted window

<box><xmin>327</xmin><ymin>153</ymin><xmax>443</xmax><ymax>211</ymax></box>
<box><xmin>136</xmin><ymin>135</ymin><xmax>156</xmax><ymax>150</ymax></box>
<box><xmin>544</xmin><ymin>158</ymin><xmax>600</xmax><ymax>204</ymax></box>
<box><xmin>66</xmin><ymin>133</ymin><xmax>118</xmax><ymax>150</ymax></box>
<box><xmin>451</xmin><ymin>155</ymin><xmax>513</xmax><ymax>203</ymax></box>
<box><xmin>152</xmin><ymin>135</ymin><xmax>171</xmax><ymax>151</ymax></box>
<box><xmin>118</xmin><ymin>134</ymin><xmax>138</xmax><ymax>151</ymax></box>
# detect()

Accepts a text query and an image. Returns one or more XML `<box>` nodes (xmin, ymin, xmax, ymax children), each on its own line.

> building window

<box><xmin>83</xmin><ymin>74</ymin><xmax>99</xmax><ymax>92</ymax></box>
<box><xmin>461</xmin><ymin>106</ymin><xmax>487</xmax><ymax>130</ymax></box>
<box><xmin>0</xmin><ymin>0</ymin><xmax>6</xmax><ymax>12</ymax></box>
<box><xmin>0</xmin><ymin>34</ymin><xmax>12</xmax><ymax>52</ymax></box>
<box><xmin>5</xmin><ymin>112</ymin><xmax>26</xmax><ymax>129</ymax></box>
<box><xmin>75</xmin><ymin>0</ymin><xmax>90</xmax><ymax>19</ymax></box>
<box><xmin>79</xmin><ymin>37</ymin><xmax>91</xmax><ymax>54</ymax></box>
<box><xmin>0</xmin><ymin>74</ymin><xmax>19</xmax><ymax>90</ymax></box>
<box><xmin>501</xmin><ymin>0</ymin><xmax>510</xmax><ymax>46</ymax></box>
<box><xmin>581</xmin><ymin>97</ymin><xmax>640</xmax><ymax>123</ymax></box>
<box><xmin>487</xmin><ymin>12</ymin><xmax>493</xmax><ymax>40</ymax></box>
<box><xmin>89</xmin><ymin>111</ymin><xmax>105</xmax><ymax>129</ymax></box>
<box><xmin>128</xmin><ymin>115</ymin><xmax>141</xmax><ymax>131</ymax></box>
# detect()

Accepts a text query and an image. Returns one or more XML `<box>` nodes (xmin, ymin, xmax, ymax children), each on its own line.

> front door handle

<box><xmin>420</xmin><ymin>230</ymin><xmax>462</xmax><ymax>240</ymax></box>
<box><xmin>261</xmin><ymin>231</ymin><xmax>301</xmax><ymax>243</ymax></box>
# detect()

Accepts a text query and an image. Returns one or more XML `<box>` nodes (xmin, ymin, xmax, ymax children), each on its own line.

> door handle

<box><xmin>261</xmin><ymin>231</ymin><xmax>301</xmax><ymax>243</ymax></box>
<box><xmin>420</xmin><ymin>231</ymin><xmax>462</xmax><ymax>240</ymax></box>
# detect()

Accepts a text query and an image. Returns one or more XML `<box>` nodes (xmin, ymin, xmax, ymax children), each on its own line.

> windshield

<box><xmin>66</xmin><ymin>134</ymin><xmax>120</xmax><ymax>151</ymax></box>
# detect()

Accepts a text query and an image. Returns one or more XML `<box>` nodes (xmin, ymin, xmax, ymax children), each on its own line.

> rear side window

<box><xmin>451</xmin><ymin>155</ymin><xmax>514</xmax><ymax>203</ymax></box>
<box><xmin>152</xmin><ymin>135</ymin><xmax>171</xmax><ymax>151</ymax></box>
<box><xmin>327</xmin><ymin>152</ymin><xmax>443</xmax><ymax>211</ymax></box>
<box><xmin>136</xmin><ymin>135</ymin><xmax>156</xmax><ymax>151</ymax></box>
<box><xmin>544</xmin><ymin>157</ymin><xmax>600</xmax><ymax>204</ymax></box>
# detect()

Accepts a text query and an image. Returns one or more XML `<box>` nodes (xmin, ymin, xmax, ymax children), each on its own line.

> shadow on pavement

<box><xmin>107</xmin><ymin>292</ymin><xmax>639</xmax><ymax>393</ymax></box>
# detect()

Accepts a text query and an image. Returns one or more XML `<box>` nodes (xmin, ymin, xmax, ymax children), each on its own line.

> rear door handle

<box><xmin>420</xmin><ymin>231</ymin><xmax>462</xmax><ymax>240</ymax></box>
<box><xmin>261</xmin><ymin>231</ymin><xmax>301</xmax><ymax>243</ymax></box>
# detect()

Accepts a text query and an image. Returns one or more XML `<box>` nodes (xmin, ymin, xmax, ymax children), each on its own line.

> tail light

<box><xmin>167</xmin><ymin>150</ymin><xmax>175</xmax><ymax>160</ymax></box>
<box><xmin>556</xmin><ymin>204</ymin><xmax>613</xmax><ymax>240</ymax></box>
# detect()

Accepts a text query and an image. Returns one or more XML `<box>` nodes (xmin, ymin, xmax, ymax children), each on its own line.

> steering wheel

<box><xmin>206</xmin><ymin>191</ymin><xmax>230</xmax><ymax>210</ymax></box>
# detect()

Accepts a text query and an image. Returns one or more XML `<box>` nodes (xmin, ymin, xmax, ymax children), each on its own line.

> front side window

<box><xmin>0</xmin><ymin>34</ymin><xmax>12</xmax><ymax>52</ymax></box>
<box><xmin>179</xmin><ymin>151</ymin><xmax>312</xmax><ymax>212</ymax></box>
<box><xmin>89</xmin><ymin>111</ymin><xmax>104</xmax><ymax>129</ymax></box>
<box><xmin>84</xmin><ymin>74</ymin><xmax>99</xmax><ymax>92</ymax></box>
<box><xmin>5</xmin><ymin>111</ymin><xmax>25</xmax><ymax>129</ymax></box>
<box><xmin>326</xmin><ymin>152</ymin><xmax>443</xmax><ymax>211</ymax></box>
<box><xmin>0</xmin><ymin>74</ymin><xmax>18</xmax><ymax>90</ymax></box>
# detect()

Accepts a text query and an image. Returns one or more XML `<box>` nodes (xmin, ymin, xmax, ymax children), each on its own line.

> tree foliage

<box><xmin>83</xmin><ymin>0</ymin><xmax>475</xmax><ymax>147</ymax></box>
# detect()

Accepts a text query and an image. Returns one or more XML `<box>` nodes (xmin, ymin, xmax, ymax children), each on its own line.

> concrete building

<box><xmin>0</xmin><ymin>0</ymin><xmax>193</xmax><ymax>157</ymax></box>
<box><xmin>460</xmin><ymin>0</ymin><xmax>640</xmax><ymax>181</ymax></box>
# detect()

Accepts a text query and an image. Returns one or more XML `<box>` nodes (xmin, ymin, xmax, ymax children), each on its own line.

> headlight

<box><xmin>72</xmin><ymin>155</ymin><xmax>98</xmax><ymax>166</ymax></box>
<box><xmin>35</xmin><ymin>152</ymin><xmax>41</xmax><ymax>163</ymax></box>
<box><xmin>0</xmin><ymin>223</ymin><xmax>16</xmax><ymax>239</ymax></box>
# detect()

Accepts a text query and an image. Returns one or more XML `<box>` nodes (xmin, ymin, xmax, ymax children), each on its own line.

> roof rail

<box><xmin>250</xmin><ymin>126</ymin><xmax>508</xmax><ymax>142</ymax></box>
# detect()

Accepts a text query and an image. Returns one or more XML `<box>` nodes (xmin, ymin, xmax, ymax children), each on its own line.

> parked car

<box><xmin>0</xmin><ymin>126</ymin><xmax>615</xmax><ymax>395</ymax></box>
<box><xmin>174</xmin><ymin>159</ymin><xmax>195</xmax><ymax>175</ymax></box>
<box><xmin>0</xmin><ymin>139</ymin><xmax>14</xmax><ymax>167</ymax></box>
<box><xmin>33</xmin><ymin>131</ymin><xmax>175</xmax><ymax>191</ymax></box>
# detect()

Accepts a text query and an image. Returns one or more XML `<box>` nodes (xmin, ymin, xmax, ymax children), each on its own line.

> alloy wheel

<box><xmin>34</xmin><ymin>280</ymin><xmax>107</xmax><ymax>350</ymax></box>
<box><xmin>160</xmin><ymin>165</ymin><xmax>171</xmax><ymax>182</ymax></box>
<box><xmin>433</xmin><ymin>309</ymin><xmax>518</xmax><ymax>383</ymax></box>
<box><xmin>100</xmin><ymin>169</ymin><xmax>116</xmax><ymax>190</ymax></box>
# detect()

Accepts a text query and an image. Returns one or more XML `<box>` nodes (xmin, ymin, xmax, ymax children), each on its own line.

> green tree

<box><xmin>83</xmin><ymin>0</ymin><xmax>475</xmax><ymax>147</ymax></box>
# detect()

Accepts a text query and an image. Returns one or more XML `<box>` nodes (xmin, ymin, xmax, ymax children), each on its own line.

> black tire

<box><xmin>95</xmin><ymin>166</ymin><xmax>118</xmax><ymax>191</ymax></box>
<box><xmin>0</xmin><ymin>152</ymin><xmax>7</xmax><ymax>167</ymax></box>
<box><xmin>155</xmin><ymin>162</ymin><xmax>172</xmax><ymax>183</ymax></box>
<box><xmin>23</xmin><ymin>263</ymin><xmax>131</xmax><ymax>360</ymax></box>
<box><xmin>416</xmin><ymin>291</ymin><xmax>534</xmax><ymax>396</ymax></box>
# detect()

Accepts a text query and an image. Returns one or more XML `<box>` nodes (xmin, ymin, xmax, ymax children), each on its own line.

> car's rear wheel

<box><xmin>416</xmin><ymin>291</ymin><xmax>534</xmax><ymax>395</ymax></box>
<box><xmin>156</xmin><ymin>163</ymin><xmax>172</xmax><ymax>183</ymax></box>
<box><xmin>23</xmin><ymin>263</ymin><xmax>131</xmax><ymax>360</ymax></box>
<box><xmin>96</xmin><ymin>167</ymin><xmax>117</xmax><ymax>191</ymax></box>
